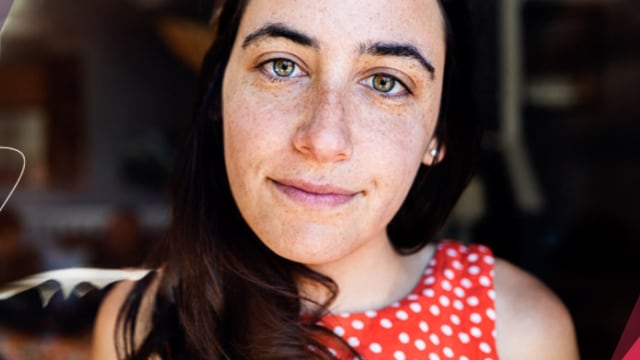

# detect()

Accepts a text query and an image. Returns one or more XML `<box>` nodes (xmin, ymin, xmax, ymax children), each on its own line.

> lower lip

<box><xmin>272</xmin><ymin>181</ymin><xmax>357</xmax><ymax>208</ymax></box>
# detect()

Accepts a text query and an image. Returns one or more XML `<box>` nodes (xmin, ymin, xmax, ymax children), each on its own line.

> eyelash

<box><xmin>258</xmin><ymin>58</ymin><xmax>412</xmax><ymax>98</ymax></box>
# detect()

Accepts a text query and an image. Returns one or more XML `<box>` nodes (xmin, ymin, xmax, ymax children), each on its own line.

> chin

<box><xmin>257</xmin><ymin>226</ymin><xmax>355</xmax><ymax>267</ymax></box>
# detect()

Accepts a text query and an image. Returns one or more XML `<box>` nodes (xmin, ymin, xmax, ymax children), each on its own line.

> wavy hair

<box><xmin>117</xmin><ymin>0</ymin><xmax>480</xmax><ymax>358</ymax></box>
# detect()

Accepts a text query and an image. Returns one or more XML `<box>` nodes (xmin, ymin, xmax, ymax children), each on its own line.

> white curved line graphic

<box><xmin>0</xmin><ymin>146</ymin><xmax>25</xmax><ymax>212</ymax></box>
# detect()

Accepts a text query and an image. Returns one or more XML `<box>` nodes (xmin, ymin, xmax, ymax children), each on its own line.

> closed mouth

<box><xmin>270</xmin><ymin>178</ymin><xmax>360</xmax><ymax>208</ymax></box>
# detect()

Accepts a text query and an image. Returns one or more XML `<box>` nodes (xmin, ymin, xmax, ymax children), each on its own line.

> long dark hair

<box><xmin>117</xmin><ymin>0</ymin><xmax>480</xmax><ymax>359</ymax></box>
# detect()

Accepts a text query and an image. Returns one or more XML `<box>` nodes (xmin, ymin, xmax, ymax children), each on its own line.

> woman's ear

<box><xmin>422</xmin><ymin>139</ymin><xmax>446</xmax><ymax>166</ymax></box>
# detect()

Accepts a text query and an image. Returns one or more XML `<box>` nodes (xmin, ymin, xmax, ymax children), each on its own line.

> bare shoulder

<box><xmin>91</xmin><ymin>280</ymin><xmax>136</xmax><ymax>360</ymax></box>
<box><xmin>91</xmin><ymin>271</ymin><xmax>162</xmax><ymax>360</ymax></box>
<box><xmin>494</xmin><ymin>258</ymin><xmax>579</xmax><ymax>360</ymax></box>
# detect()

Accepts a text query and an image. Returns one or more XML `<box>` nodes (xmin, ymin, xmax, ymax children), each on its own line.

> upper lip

<box><xmin>271</xmin><ymin>178</ymin><xmax>359</xmax><ymax>196</ymax></box>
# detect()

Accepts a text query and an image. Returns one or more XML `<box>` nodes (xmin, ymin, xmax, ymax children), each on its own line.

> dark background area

<box><xmin>467</xmin><ymin>1</ymin><xmax>640</xmax><ymax>359</ymax></box>
<box><xmin>0</xmin><ymin>0</ymin><xmax>638</xmax><ymax>358</ymax></box>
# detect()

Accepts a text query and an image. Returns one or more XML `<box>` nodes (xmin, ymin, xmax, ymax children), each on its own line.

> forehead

<box><xmin>238</xmin><ymin>0</ymin><xmax>446</xmax><ymax>59</ymax></box>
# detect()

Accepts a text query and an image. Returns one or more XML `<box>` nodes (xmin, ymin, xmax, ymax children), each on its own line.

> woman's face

<box><xmin>222</xmin><ymin>0</ymin><xmax>446</xmax><ymax>266</ymax></box>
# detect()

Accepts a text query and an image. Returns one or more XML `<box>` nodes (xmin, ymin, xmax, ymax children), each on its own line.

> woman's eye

<box><xmin>367</xmin><ymin>74</ymin><xmax>409</xmax><ymax>96</ymax></box>
<box><xmin>258</xmin><ymin>58</ymin><xmax>305</xmax><ymax>80</ymax></box>
<box><xmin>269</xmin><ymin>59</ymin><xmax>298</xmax><ymax>77</ymax></box>
<box><xmin>372</xmin><ymin>74</ymin><xmax>396</xmax><ymax>92</ymax></box>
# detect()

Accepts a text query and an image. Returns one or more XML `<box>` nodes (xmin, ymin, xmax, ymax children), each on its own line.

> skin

<box><xmin>92</xmin><ymin>1</ymin><xmax>579</xmax><ymax>359</ymax></box>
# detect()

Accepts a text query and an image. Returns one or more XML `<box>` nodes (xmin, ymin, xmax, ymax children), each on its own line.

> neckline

<box><xmin>323</xmin><ymin>242</ymin><xmax>443</xmax><ymax>319</ymax></box>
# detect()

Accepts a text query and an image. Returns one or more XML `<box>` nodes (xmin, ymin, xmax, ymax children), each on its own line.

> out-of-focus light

<box><xmin>0</xmin><ymin>0</ymin><xmax>14</xmax><ymax>34</ymax></box>
<box><xmin>0</xmin><ymin>0</ymin><xmax>39</xmax><ymax>39</ymax></box>
<box><xmin>527</xmin><ymin>77</ymin><xmax>582</xmax><ymax>109</ymax></box>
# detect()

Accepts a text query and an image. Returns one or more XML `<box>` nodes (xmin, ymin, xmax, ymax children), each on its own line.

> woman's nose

<box><xmin>292</xmin><ymin>88</ymin><xmax>353</xmax><ymax>163</ymax></box>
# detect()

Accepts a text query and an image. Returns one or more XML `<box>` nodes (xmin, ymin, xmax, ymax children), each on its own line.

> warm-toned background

<box><xmin>0</xmin><ymin>0</ymin><xmax>638</xmax><ymax>359</ymax></box>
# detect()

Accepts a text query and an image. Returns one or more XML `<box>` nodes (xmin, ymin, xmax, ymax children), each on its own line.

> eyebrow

<box><xmin>361</xmin><ymin>42</ymin><xmax>436</xmax><ymax>79</ymax></box>
<box><xmin>241</xmin><ymin>24</ymin><xmax>436</xmax><ymax>79</ymax></box>
<box><xmin>242</xmin><ymin>23</ymin><xmax>319</xmax><ymax>49</ymax></box>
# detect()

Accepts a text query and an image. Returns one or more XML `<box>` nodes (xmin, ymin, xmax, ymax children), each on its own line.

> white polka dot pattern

<box><xmin>399</xmin><ymin>332</ymin><xmax>410</xmax><ymax>344</ymax></box>
<box><xmin>317</xmin><ymin>240</ymin><xmax>498</xmax><ymax>359</ymax></box>
<box><xmin>348</xmin><ymin>337</ymin><xmax>360</xmax><ymax>347</ymax></box>
<box><xmin>396</xmin><ymin>310</ymin><xmax>409</xmax><ymax>321</ymax></box>
<box><xmin>430</xmin><ymin>333</ymin><xmax>440</xmax><ymax>346</ymax></box>
<box><xmin>410</xmin><ymin>303</ymin><xmax>422</xmax><ymax>313</ymax></box>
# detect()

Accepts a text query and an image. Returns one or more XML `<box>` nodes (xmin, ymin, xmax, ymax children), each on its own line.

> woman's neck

<box><xmin>303</xmin><ymin>237</ymin><xmax>436</xmax><ymax>314</ymax></box>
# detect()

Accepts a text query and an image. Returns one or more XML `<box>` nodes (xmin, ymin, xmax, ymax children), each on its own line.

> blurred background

<box><xmin>0</xmin><ymin>0</ymin><xmax>638</xmax><ymax>358</ymax></box>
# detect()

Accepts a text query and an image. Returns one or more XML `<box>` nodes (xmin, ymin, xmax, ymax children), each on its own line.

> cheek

<box><xmin>222</xmin><ymin>80</ymin><xmax>306</xmax><ymax>189</ymax></box>
<box><xmin>356</xmin><ymin>105</ymin><xmax>437</xmax><ymax>209</ymax></box>
<box><xmin>224</xmin><ymin>81</ymin><xmax>271</xmax><ymax>157</ymax></box>
<box><xmin>350</xmin><ymin>84</ymin><xmax>440</xmax><ymax>156</ymax></box>
<box><xmin>357</xmin><ymin>106</ymin><xmax>434</xmax><ymax>167</ymax></box>
<box><xmin>223</xmin><ymin>81</ymin><xmax>258</xmax><ymax>196</ymax></box>
<box><xmin>224</xmin><ymin>81</ymin><xmax>315</xmax><ymax>156</ymax></box>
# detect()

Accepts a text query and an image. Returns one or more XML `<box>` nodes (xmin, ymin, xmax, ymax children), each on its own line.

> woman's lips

<box><xmin>271</xmin><ymin>179</ymin><xmax>359</xmax><ymax>208</ymax></box>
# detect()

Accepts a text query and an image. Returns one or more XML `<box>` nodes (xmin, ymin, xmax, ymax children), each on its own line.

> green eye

<box><xmin>272</xmin><ymin>59</ymin><xmax>296</xmax><ymax>77</ymax></box>
<box><xmin>372</xmin><ymin>74</ymin><xmax>396</xmax><ymax>93</ymax></box>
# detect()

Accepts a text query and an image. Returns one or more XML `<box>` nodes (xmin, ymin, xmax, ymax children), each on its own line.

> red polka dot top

<box><xmin>318</xmin><ymin>240</ymin><xmax>499</xmax><ymax>360</ymax></box>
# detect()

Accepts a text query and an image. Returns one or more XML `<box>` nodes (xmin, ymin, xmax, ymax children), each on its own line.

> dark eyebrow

<box><xmin>242</xmin><ymin>23</ymin><xmax>319</xmax><ymax>49</ymax></box>
<box><xmin>361</xmin><ymin>42</ymin><xmax>436</xmax><ymax>79</ymax></box>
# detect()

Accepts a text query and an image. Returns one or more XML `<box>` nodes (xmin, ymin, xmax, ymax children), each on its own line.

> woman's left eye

<box><xmin>261</xmin><ymin>58</ymin><xmax>304</xmax><ymax>79</ymax></box>
<box><xmin>365</xmin><ymin>74</ymin><xmax>409</xmax><ymax>96</ymax></box>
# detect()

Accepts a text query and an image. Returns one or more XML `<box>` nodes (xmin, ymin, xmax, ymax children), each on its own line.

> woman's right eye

<box><xmin>260</xmin><ymin>58</ymin><xmax>304</xmax><ymax>79</ymax></box>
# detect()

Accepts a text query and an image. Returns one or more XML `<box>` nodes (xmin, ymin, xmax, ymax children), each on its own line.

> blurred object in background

<box><xmin>449</xmin><ymin>1</ymin><xmax>640</xmax><ymax>359</ymax></box>
<box><xmin>0</xmin><ymin>59</ymin><xmax>86</xmax><ymax>191</ymax></box>
<box><xmin>89</xmin><ymin>207</ymin><xmax>150</xmax><ymax>268</ymax></box>
<box><xmin>0</xmin><ymin>333</ymin><xmax>91</xmax><ymax>360</ymax></box>
<box><xmin>0</xmin><ymin>0</ymin><xmax>188</xmax><ymax>357</ymax></box>
<box><xmin>0</xmin><ymin>0</ymin><xmax>188</xmax><ymax>270</ymax></box>
<box><xmin>0</xmin><ymin>282</ymin><xmax>110</xmax><ymax>360</ymax></box>
<box><xmin>519</xmin><ymin>2</ymin><xmax>640</xmax><ymax>359</ymax></box>
<box><xmin>462</xmin><ymin>1</ymin><xmax>640</xmax><ymax>359</ymax></box>
<box><xmin>0</xmin><ymin>207</ymin><xmax>40</xmax><ymax>285</ymax></box>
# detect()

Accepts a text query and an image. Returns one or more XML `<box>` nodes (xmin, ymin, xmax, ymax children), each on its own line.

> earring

<box><xmin>430</xmin><ymin>148</ymin><xmax>439</xmax><ymax>158</ymax></box>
